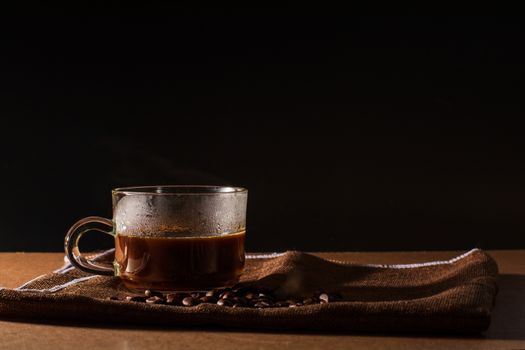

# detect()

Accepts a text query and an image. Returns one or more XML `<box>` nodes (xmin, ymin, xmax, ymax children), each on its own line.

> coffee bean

<box><xmin>218</xmin><ymin>287</ymin><xmax>231</xmax><ymax>294</ymax></box>
<box><xmin>146</xmin><ymin>296</ymin><xmax>164</xmax><ymax>304</ymax></box>
<box><xmin>319</xmin><ymin>293</ymin><xmax>329</xmax><ymax>303</ymax></box>
<box><xmin>303</xmin><ymin>298</ymin><xmax>314</xmax><ymax>305</ymax></box>
<box><xmin>289</xmin><ymin>303</ymin><xmax>298</xmax><ymax>308</ymax></box>
<box><xmin>126</xmin><ymin>296</ymin><xmax>146</xmax><ymax>302</ymax></box>
<box><xmin>177</xmin><ymin>292</ymin><xmax>190</xmax><ymax>300</ymax></box>
<box><xmin>166</xmin><ymin>294</ymin><xmax>182</xmax><ymax>305</ymax></box>
<box><xmin>233</xmin><ymin>296</ymin><xmax>247</xmax><ymax>305</ymax></box>
<box><xmin>254</xmin><ymin>301</ymin><xmax>272</xmax><ymax>308</ymax></box>
<box><xmin>144</xmin><ymin>289</ymin><xmax>163</xmax><ymax>298</ymax></box>
<box><xmin>257</xmin><ymin>300</ymin><xmax>272</xmax><ymax>307</ymax></box>
<box><xmin>274</xmin><ymin>301</ymin><xmax>289</xmax><ymax>307</ymax></box>
<box><xmin>232</xmin><ymin>303</ymin><xmax>243</xmax><ymax>308</ymax></box>
<box><xmin>245</xmin><ymin>292</ymin><xmax>256</xmax><ymax>300</ymax></box>
<box><xmin>182</xmin><ymin>297</ymin><xmax>194</xmax><ymax>306</ymax></box>
<box><xmin>233</xmin><ymin>286</ymin><xmax>255</xmax><ymax>295</ymax></box>
<box><xmin>205</xmin><ymin>290</ymin><xmax>216</xmax><ymax>297</ymax></box>
<box><xmin>200</xmin><ymin>296</ymin><xmax>218</xmax><ymax>303</ymax></box>
<box><xmin>217</xmin><ymin>299</ymin><xmax>232</xmax><ymax>306</ymax></box>
<box><xmin>219</xmin><ymin>291</ymin><xmax>233</xmax><ymax>299</ymax></box>
<box><xmin>190</xmin><ymin>292</ymin><xmax>201</xmax><ymax>299</ymax></box>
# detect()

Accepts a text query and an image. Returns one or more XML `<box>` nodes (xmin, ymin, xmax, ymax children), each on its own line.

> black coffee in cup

<box><xmin>115</xmin><ymin>230</ymin><xmax>245</xmax><ymax>291</ymax></box>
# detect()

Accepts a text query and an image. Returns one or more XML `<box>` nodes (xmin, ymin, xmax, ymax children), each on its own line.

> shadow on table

<box><xmin>482</xmin><ymin>273</ymin><xmax>525</xmax><ymax>341</ymax></box>
<box><xmin>2</xmin><ymin>274</ymin><xmax>523</xmax><ymax>341</ymax></box>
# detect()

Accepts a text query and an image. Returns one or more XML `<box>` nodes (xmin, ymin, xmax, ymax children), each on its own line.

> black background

<box><xmin>1</xmin><ymin>13</ymin><xmax>524</xmax><ymax>252</ymax></box>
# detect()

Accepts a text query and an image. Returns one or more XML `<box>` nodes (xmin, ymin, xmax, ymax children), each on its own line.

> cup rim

<box><xmin>112</xmin><ymin>185</ymin><xmax>247</xmax><ymax>196</ymax></box>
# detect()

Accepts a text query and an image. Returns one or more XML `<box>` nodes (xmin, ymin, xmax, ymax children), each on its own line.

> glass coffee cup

<box><xmin>64</xmin><ymin>186</ymin><xmax>247</xmax><ymax>291</ymax></box>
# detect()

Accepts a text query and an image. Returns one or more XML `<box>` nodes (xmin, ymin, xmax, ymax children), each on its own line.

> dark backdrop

<box><xmin>1</xmin><ymin>13</ymin><xmax>524</xmax><ymax>252</ymax></box>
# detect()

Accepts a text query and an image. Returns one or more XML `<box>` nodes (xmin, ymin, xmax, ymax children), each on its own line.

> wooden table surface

<box><xmin>1</xmin><ymin>250</ymin><xmax>524</xmax><ymax>350</ymax></box>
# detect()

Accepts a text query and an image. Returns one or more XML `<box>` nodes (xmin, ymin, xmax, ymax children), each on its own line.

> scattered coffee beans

<box><xmin>109</xmin><ymin>287</ymin><xmax>341</xmax><ymax>309</ymax></box>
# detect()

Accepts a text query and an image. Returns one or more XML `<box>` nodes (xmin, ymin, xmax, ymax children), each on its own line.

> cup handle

<box><xmin>64</xmin><ymin>216</ymin><xmax>115</xmax><ymax>276</ymax></box>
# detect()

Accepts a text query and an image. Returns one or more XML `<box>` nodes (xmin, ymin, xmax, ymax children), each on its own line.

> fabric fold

<box><xmin>0</xmin><ymin>250</ymin><xmax>498</xmax><ymax>333</ymax></box>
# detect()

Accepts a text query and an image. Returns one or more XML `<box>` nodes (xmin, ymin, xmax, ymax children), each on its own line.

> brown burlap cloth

<box><xmin>0</xmin><ymin>249</ymin><xmax>498</xmax><ymax>333</ymax></box>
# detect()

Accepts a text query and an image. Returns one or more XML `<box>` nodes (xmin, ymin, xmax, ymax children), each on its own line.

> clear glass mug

<box><xmin>64</xmin><ymin>186</ymin><xmax>248</xmax><ymax>291</ymax></box>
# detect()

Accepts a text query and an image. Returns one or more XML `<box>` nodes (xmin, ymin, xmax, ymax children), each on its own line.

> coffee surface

<box><xmin>114</xmin><ymin>231</ymin><xmax>245</xmax><ymax>291</ymax></box>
